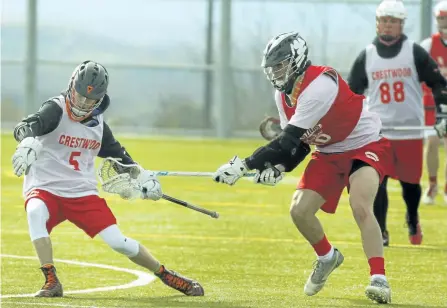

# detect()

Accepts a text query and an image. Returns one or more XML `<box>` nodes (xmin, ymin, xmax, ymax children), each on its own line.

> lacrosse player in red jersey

<box><xmin>212</xmin><ymin>30</ymin><xmax>440</xmax><ymax>304</ymax></box>
<box><xmin>12</xmin><ymin>60</ymin><xmax>204</xmax><ymax>297</ymax></box>
<box><xmin>421</xmin><ymin>0</ymin><xmax>447</xmax><ymax>205</ymax></box>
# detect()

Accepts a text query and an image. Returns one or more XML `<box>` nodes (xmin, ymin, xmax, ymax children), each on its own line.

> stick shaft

<box><xmin>155</xmin><ymin>171</ymin><xmax>256</xmax><ymax>177</ymax></box>
<box><xmin>381</xmin><ymin>126</ymin><xmax>435</xmax><ymax>131</ymax></box>
<box><xmin>162</xmin><ymin>194</ymin><xmax>219</xmax><ymax>219</ymax></box>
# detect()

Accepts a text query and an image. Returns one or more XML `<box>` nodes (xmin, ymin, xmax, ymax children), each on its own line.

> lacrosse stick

<box><xmin>153</xmin><ymin>171</ymin><xmax>257</xmax><ymax>177</ymax></box>
<box><xmin>97</xmin><ymin>157</ymin><xmax>220</xmax><ymax>219</ymax></box>
<box><xmin>381</xmin><ymin>126</ymin><xmax>436</xmax><ymax>131</ymax></box>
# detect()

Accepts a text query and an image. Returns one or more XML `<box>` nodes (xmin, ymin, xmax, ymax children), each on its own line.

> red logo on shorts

<box><xmin>365</xmin><ymin>151</ymin><xmax>379</xmax><ymax>162</ymax></box>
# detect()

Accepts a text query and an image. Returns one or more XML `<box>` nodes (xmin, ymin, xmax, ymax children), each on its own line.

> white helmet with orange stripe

<box><xmin>434</xmin><ymin>1</ymin><xmax>447</xmax><ymax>35</ymax></box>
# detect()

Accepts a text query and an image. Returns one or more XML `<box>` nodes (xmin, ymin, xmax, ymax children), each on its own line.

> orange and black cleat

<box><xmin>155</xmin><ymin>265</ymin><xmax>204</xmax><ymax>296</ymax></box>
<box><xmin>35</xmin><ymin>264</ymin><xmax>63</xmax><ymax>297</ymax></box>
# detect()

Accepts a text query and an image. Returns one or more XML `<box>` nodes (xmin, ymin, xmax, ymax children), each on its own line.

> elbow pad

<box><xmin>13</xmin><ymin>115</ymin><xmax>40</xmax><ymax>142</ymax></box>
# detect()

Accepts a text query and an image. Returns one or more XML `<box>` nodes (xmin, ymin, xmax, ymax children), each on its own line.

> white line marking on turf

<box><xmin>0</xmin><ymin>301</ymin><xmax>106</xmax><ymax>308</ymax></box>
<box><xmin>0</xmin><ymin>254</ymin><xmax>156</xmax><ymax>298</ymax></box>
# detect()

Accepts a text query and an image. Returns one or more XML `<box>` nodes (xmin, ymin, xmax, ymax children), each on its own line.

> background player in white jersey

<box><xmin>12</xmin><ymin>60</ymin><xmax>204</xmax><ymax>298</ymax></box>
<box><xmin>347</xmin><ymin>0</ymin><xmax>447</xmax><ymax>246</ymax></box>
<box><xmin>420</xmin><ymin>1</ymin><xmax>447</xmax><ymax>205</ymax></box>
<box><xmin>212</xmin><ymin>32</ymin><xmax>399</xmax><ymax>304</ymax></box>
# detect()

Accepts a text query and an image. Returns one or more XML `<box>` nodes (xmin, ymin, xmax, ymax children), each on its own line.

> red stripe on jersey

<box><xmin>280</xmin><ymin>65</ymin><xmax>364</xmax><ymax>147</ymax></box>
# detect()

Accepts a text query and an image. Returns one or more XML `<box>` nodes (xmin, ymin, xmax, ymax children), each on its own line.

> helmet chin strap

<box><xmin>378</xmin><ymin>34</ymin><xmax>401</xmax><ymax>46</ymax></box>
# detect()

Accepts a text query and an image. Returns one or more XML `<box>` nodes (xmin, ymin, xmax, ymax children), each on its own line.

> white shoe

<box><xmin>422</xmin><ymin>185</ymin><xmax>438</xmax><ymax>205</ymax></box>
<box><xmin>304</xmin><ymin>248</ymin><xmax>344</xmax><ymax>296</ymax></box>
<box><xmin>365</xmin><ymin>276</ymin><xmax>391</xmax><ymax>304</ymax></box>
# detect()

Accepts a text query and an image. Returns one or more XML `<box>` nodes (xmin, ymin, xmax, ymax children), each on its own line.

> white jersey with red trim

<box><xmin>23</xmin><ymin>95</ymin><xmax>104</xmax><ymax>198</ymax></box>
<box><xmin>364</xmin><ymin>39</ymin><xmax>423</xmax><ymax>140</ymax></box>
<box><xmin>275</xmin><ymin>66</ymin><xmax>381</xmax><ymax>153</ymax></box>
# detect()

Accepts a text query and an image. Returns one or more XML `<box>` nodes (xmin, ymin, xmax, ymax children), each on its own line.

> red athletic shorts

<box><xmin>425</xmin><ymin>108</ymin><xmax>436</xmax><ymax>126</ymax></box>
<box><xmin>297</xmin><ymin>138</ymin><xmax>394</xmax><ymax>214</ymax></box>
<box><xmin>388</xmin><ymin>139</ymin><xmax>423</xmax><ymax>184</ymax></box>
<box><xmin>424</xmin><ymin>94</ymin><xmax>436</xmax><ymax>126</ymax></box>
<box><xmin>25</xmin><ymin>189</ymin><xmax>117</xmax><ymax>238</ymax></box>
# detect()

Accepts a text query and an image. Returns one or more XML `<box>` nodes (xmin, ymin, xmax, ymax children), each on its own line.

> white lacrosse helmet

<box><xmin>376</xmin><ymin>0</ymin><xmax>407</xmax><ymax>20</ymax></box>
<box><xmin>435</xmin><ymin>1</ymin><xmax>447</xmax><ymax>17</ymax></box>
<box><xmin>434</xmin><ymin>1</ymin><xmax>447</xmax><ymax>34</ymax></box>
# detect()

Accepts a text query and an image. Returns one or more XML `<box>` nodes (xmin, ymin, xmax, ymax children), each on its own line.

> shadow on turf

<box><xmin>332</xmin><ymin>297</ymin><xmax>443</xmax><ymax>308</ymax></box>
<box><xmin>67</xmin><ymin>295</ymin><xmax>251</xmax><ymax>308</ymax></box>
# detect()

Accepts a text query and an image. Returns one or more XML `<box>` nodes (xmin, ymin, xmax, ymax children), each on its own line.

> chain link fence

<box><xmin>1</xmin><ymin>0</ymin><xmax>428</xmax><ymax>137</ymax></box>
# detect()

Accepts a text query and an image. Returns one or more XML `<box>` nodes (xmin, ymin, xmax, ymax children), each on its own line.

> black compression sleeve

<box><xmin>347</xmin><ymin>50</ymin><xmax>368</xmax><ymax>95</ymax></box>
<box><xmin>244</xmin><ymin>125</ymin><xmax>309</xmax><ymax>171</ymax></box>
<box><xmin>414</xmin><ymin>43</ymin><xmax>447</xmax><ymax>89</ymax></box>
<box><xmin>13</xmin><ymin>101</ymin><xmax>63</xmax><ymax>142</ymax></box>
<box><xmin>98</xmin><ymin>122</ymin><xmax>135</xmax><ymax>164</ymax></box>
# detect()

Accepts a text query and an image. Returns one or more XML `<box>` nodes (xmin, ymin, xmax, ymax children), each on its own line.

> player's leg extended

<box><xmin>290</xmin><ymin>189</ymin><xmax>344</xmax><ymax>296</ymax></box>
<box><xmin>373</xmin><ymin>176</ymin><xmax>389</xmax><ymax>246</ymax></box>
<box><xmin>349</xmin><ymin>166</ymin><xmax>391</xmax><ymax>304</ymax></box>
<box><xmin>26</xmin><ymin>198</ymin><xmax>63</xmax><ymax>297</ymax></box>
<box><xmin>423</xmin><ymin>134</ymin><xmax>440</xmax><ymax>204</ymax></box>
<box><xmin>98</xmin><ymin>225</ymin><xmax>204</xmax><ymax>296</ymax></box>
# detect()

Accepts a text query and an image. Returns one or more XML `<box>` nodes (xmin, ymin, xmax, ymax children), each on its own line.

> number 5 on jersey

<box><xmin>380</xmin><ymin>81</ymin><xmax>405</xmax><ymax>104</ymax></box>
<box><xmin>69</xmin><ymin>151</ymin><xmax>81</xmax><ymax>171</ymax></box>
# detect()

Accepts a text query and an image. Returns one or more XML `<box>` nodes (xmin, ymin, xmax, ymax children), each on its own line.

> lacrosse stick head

<box><xmin>97</xmin><ymin>157</ymin><xmax>143</xmax><ymax>200</ymax></box>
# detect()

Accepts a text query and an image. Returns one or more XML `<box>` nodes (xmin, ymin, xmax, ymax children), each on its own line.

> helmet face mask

<box><xmin>66</xmin><ymin>87</ymin><xmax>103</xmax><ymax>121</ymax></box>
<box><xmin>263</xmin><ymin>57</ymin><xmax>298</xmax><ymax>91</ymax></box>
<box><xmin>66</xmin><ymin>60</ymin><xmax>109</xmax><ymax>122</ymax></box>
<box><xmin>262</xmin><ymin>32</ymin><xmax>309</xmax><ymax>92</ymax></box>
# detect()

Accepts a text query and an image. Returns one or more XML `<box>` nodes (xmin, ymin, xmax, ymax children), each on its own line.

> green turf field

<box><xmin>1</xmin><ymin>134</ymin><xmax>446</xmax><ymax>308</ymax></box>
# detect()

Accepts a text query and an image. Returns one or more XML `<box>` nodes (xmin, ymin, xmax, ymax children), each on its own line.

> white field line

<box><xmin>0</xmin><ymin>254</ymin><xmax>156</xmax><ymax>298</ymax></box>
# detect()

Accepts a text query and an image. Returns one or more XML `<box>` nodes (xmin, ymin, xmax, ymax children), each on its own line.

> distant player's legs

<box><xmin>423</xmin><ymin>133</ymin><xmax>440</xmax><ymax>204</ymax></box>
<box><xmin>349</xmin><ymin>165</ymin><xmax>390</xmax><ymax>304</ymax></box>
<box><xmin>443</xmin><ymin>138</ymin><xmax>447</xmax><ymax>204</ymax></box>
<box><xmin>392</xmin><ymin>139</ymin><xmax>423</xmax><ymax>244</ymax></box>
<box><xmin>400</xmin><ymin>181</ymin><xmax>423</xmax><ymax>244</ymax></box>
<box><xmin>373</xmin><ymin>177</ymin><xmax>389</xmax><ymax>246</ymax></box>
<box><xmin>98</xmin><ymin>225</ymin><xmax>203</xmax><ymax>296</ymax></box>
<box><xmin>26</xmin><ymin>197</ymin><xmax>64</xmax><ymax>297</ymax></box>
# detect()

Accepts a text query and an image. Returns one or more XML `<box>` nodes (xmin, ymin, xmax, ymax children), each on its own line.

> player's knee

<box><xmin>349</xmin><ymin>201</ymin><xmax>372</xmax><ymax>224</ymax></box>
<box><xmin>108</xmin><ymin>236</ymin><xmax>140</xmax><ymax>257</ymax></box>
<box><xmin>349</xmin><ymin>194</ymin><xmax>374</xmax><ymax>223</ymax></box>
<box><xmin>98</xmin><ymin>225</ymin><xmax>140</xmax><ymax>257</ymax></box>
<box><xmin>26</xmin><ymin>198</ymin><xmax>50</xmax><ymax>241</ymax></box>
<box><xmin>427</xmin><ymin>136</ymin><xmax>440</xmax><ymax>150</ymax></box>
<box><xmin>289</xmin><ymin>191</ymin><xmax>313</xmax><ymax>221</ymax></box>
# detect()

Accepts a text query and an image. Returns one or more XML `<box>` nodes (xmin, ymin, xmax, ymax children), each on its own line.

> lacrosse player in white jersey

<box><xmin>12</xmin><ymin>60</ymin><xmax>204</xmax><ymax>297</ymax></box>
<box><xmin>421</xmin><ymin>1</ymin><xmax>447</xmax><ymax>205</ymax></box>
<box><xmin>348</xmin><ymin>0</ymin><xmax>447</xmax><ymax>247</ymax></box>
